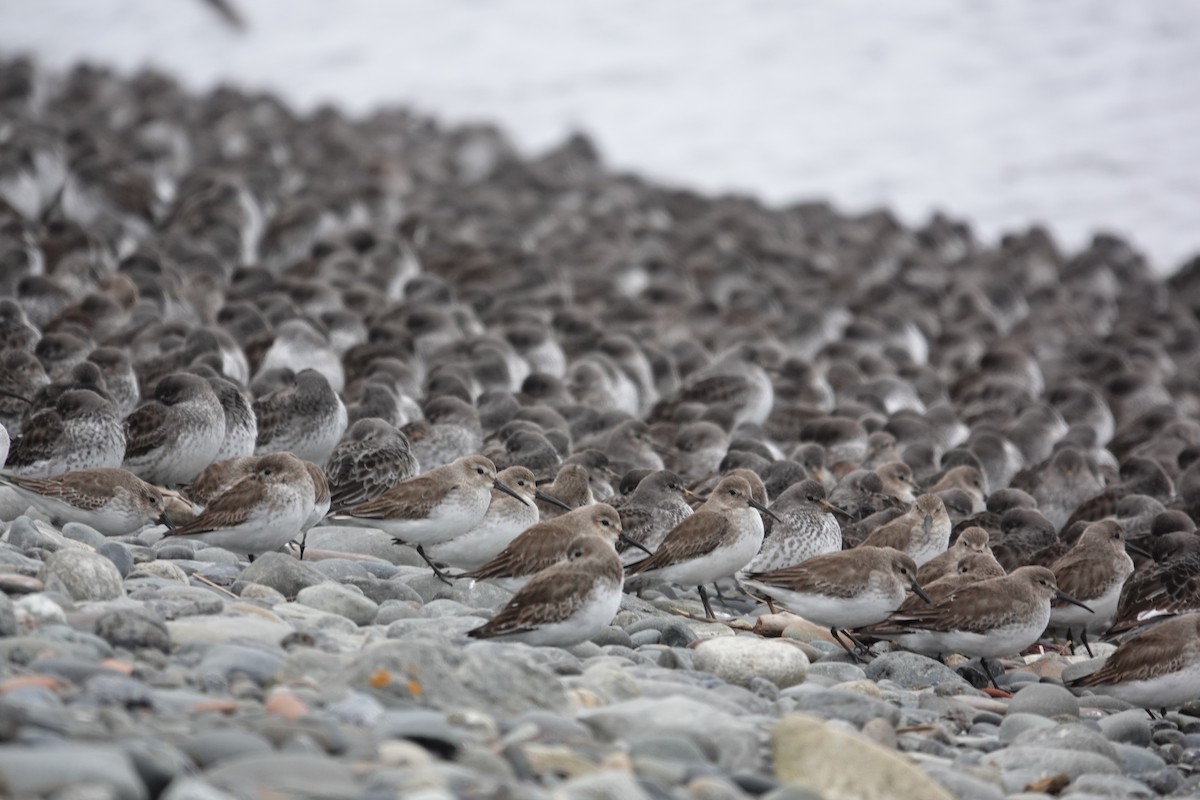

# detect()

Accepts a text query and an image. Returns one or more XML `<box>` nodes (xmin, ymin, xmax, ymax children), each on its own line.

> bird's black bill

<box><xmin>534</xmin><ymin>489</ymin><xmax>571</xmax><ymax>511</ymax></box>
<box><xmin>819</xmin><ymin>499</ymin><xmax>853</xmax><ymax>519</ymax></box>
<box><xmin>1055</xmin><ymin>589</ymin><xmax>1094</xmax><ymax>613</ymax></box>
<box><xmin>494</xmin><ymin>479</ymin><xmax>532</xmax><ymax>506</ymax></box>
<box><xmin>748</xmin><ymin>498</ymin><xmax>782</xmax><ymax>522</ymax></box>
<box><xmin>618</xmin><ymin>532</ymin><xmax>653</xmax><ymax>556</ymax></box>
<box><xmin>1126</xmin><ymin>542</ymin><xmax>1152</xmax><ymax>558</ymax></box>
<box><xmin>157</xmin><ymin>513</ymin><xmax>176</xmax><ymax>531</ymax></box>
<box><xmin>910</xmin><ymin>579</ymin><xmax>933</xmax><ymax>604</ymax></box>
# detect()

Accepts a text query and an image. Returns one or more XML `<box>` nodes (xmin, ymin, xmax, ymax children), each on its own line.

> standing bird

<box><xmin>741</xmin><ymin>547</ymin><xmax>930</xmax><ymax>658</ymax></box>
<box><xmin>163</xmin><ymin>453</ymin><xmax>316</xmax><ymax>558</ymax></box>
<box><xmin>324</xmin><ymin>418</ymin><xmax>418</xmax><ymax>513</ymax></box>
<box><xmin>916</xmin><ymin>526</ymin><xmax>992</xmax><ymax>585</ymax></box>
<box><xmin>625</xmin><ymin>475</ymin><xmax>773</xmax><ymax>619</ymax></box>
<box><xmin>401</xmin><ymin>396</ymin><xmax>482</xmax><ymax>471</ymax></box>
<box><xmin>334</xmin><ymin>455</ymin><xmax>525</xmax><ymax>578</ymax></box>
<box><xmin>1047</xmin><ymin>520</ymin><xmax>1138</xmax><ymax>656</ymax></box>
<box><xmin>1068</xmin><ymin>613</ymin><xmax>1200</xmax><ymax>710</ymax></box>
<box><xmin>425</xmin><ymin>466</ymin><xmax>569</xmax><ymax>570</ymax></box>
<box><xmin>467</xmin><ymin>534</ymin><xmax>625</xmax><ymax>647</ymax></box>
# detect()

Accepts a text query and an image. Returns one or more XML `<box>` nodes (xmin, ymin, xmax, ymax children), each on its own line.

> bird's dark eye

<box><xmin>148</xmin><ymin>495</ymin><xmax>158</xmax><ymax>505</ymax></box>
<box><xmin>899</xmin><ymin>567</ymin><xmax>908</xmax><ymax>575</ymax></box>
<box><xmin>476</xmin><ymin>467</ymin><xmax>485</xmax><ymax>475</ymax></box>
<box><xmin>601</xmin><ymin>519</ymin><xmax>611</xmax><ymax>527</ymax></box>
<box><xmin>262</xmin><ymin>468</ymin><xmax>273</xmax><ymax>477</ymax></box>
<box><xmin>517</xmin><ymin>480</ymin><xmax>526</xmax><ymax>486</ymax></box>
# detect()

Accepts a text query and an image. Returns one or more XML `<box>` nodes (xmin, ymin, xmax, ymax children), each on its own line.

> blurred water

<box><xmin>2</xmin><ymin>0</ymin><xmax>1198</xmax><ymax>271</ymax></box>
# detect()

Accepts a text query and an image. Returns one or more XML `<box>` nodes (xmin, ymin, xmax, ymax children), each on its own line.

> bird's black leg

<box><xmin>830</xmin><ymin>628</ymin><xmax>864</xmax><ymax>663</ymax></box>
<box><xmin>1080</xmin><ymin>628</ymin><xmax>1094</xmax><ymax>658</ymax></box>
<box><xmin>697</xmin><ymin>585</ymin><xmax>716</xmax><ymax>619</ymax></box>
<box><xmin>980</xmin><ymin>658</ymin><xmax>1002</xmax><ymax>690</ymax></box>
<box><xmin>416</xmin><ymin>545</ymin><xmax>453</xmax><ymax>585</ymax></box>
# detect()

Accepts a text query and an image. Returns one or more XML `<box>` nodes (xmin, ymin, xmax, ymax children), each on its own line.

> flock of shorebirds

<box><xmin>1</xmin><ymin>57</ymin><xmax>1200</xmax><ymax>713</ymax></box>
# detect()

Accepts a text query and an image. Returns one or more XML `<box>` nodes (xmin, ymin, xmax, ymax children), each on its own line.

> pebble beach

<box><xmin>1</xmin><ymin>51</ymin><xmax>1199</xmax><ymax>800</ymax></box>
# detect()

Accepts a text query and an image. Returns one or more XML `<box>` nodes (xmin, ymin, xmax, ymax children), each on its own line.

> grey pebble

<box><xmin>61</xmin><ymin>521</ymin><xmax>107</xmax><ymax>548</ymax></box>
<box><xmin>0</xmin><ymin>743</ymin><xmax>147</xmax><ymax>800</ymax></box>
<box><xmin>592</xmin><ymin>625</ymin><xmax>635</xmax><ymax>648</ymax></box>
<box><xmin>38</xmin><ymin>548</ymin><xmax>125</xmax><ymax>601</ymax></box>
<box><xmin>98</xmin><ymin>541</ymin><xmax>135</xmax><ymax>576</ymax></box>
<box><xmin>235</xmin><ymin>552</ymin><xmax>326</xmax><ymax>598</ymax></box>
<box><xmin>5</xmin><ymin>516</ymin><xmax>66</xmax><ymax>552</ymax></box>
<box><xmin>180</xmin><ymin>728</ymin><xmax>275</xmax><ymax>767</ymax></box>
<box><xmin>295</xmin><ymin>581</ymin><xmax>379</xmax><ymax>625</ymax></box>
<box><xmin>998</xmin><ymin>712</ymin><xmax>1057</xmax><ymax>743</ymax></box>
<box><xmin>806</xmin><ymin>661</ymin><xmax>867</xmax><ymax>682</ymax></box>
<box><xmin>1006</xmin><ymin>682</ymin><xmax>1080</xmax><ymax>719</ymax></box>
<box><xmin>204</xmin><ymin>753</ymin><xmax>359</xmax><ymax>799</ymax></box>
<box><xmin>863</xmin><ymin>650</ymin><xmax>971</xmax><ymax>690</ymax></box>
<box><xmin>94</xmin><ymin>607</ymin><xmax>171</xmax><ymax>652</ymax></box>
<box><xmin>982</xmin><ymin>745</ymin><xmax>1120</xmax><ymax>779</ymax></box>
<box><xmin>780</xmin><ymin>686</ymin><xmax>902</xmax><ymax>727</ymax></box>
<box><xmin>1062</xmin><ymin>773</ymin><xmax>1155</xmax><ymax>797</ymax></box>
<box><xmin>1098</xmin><ymin>708</ymin><xmax>1153</xmax><ymax>745</ymax></box>
<box><xmin>374</xmin><ymin>599</ymin><xmax>423</xmax><ymax>625</ymax></box>
<box><xmin>0</xmin><ymin>593</ymin><xmax>17</xmax><ymax>637</ymax></box>
<box><xmin>199</xmin><ymin>643</ymin><xmax>285</xmax><ymax>685</ymax></box>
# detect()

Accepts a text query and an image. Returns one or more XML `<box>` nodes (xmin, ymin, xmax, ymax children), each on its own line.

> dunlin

<box><xmin>1068</xmin><ymin>613</ymin><xmax>1200</xmax><ymax>710</ymax></box>
<box><xmin>1107</xmin><ymin>538</ymin><xmax>1200</xmax><ymax>635</ymax></box>
<box><xmin>186</xmin><ymin>456</ymin><xmax>260</xmax><ymax>508</ymax></box>
<box><xmin>87</xmin><ymin>346</ymin><xmax>140</xmax><ymax>417</ymax></box>
<box><xmin>649</xmin><ymin>344</ymin><xmax>776</xmax><ymax>428</ymax></box>
<box><xmin>196</xmin><ymin>369</ymin><xmax>258</xmax><ymax>461</ymax></box>
<box><xmin>1048</xmin><ymin>519</ymin><xmax>1139</xmax><ymax>655</ymax></box>
<box><xmin>163</xmin><ymin>452</ymin><xmax>315</xmax><ymax>557</ymax></box>
<box><xmin>612</xmin><ymin>470</ymin><xmax>694</xmax><ymax>566</ymax></box>
<box><xmin>915</xmin><ymin>526</ymin><xmax>992</xmax><ymax>585</ymax></box>
<box><xmin>425</xmin><ymin>466</ymin><xmax>568</xmax><ymax>570</ymax></box>
<box><xmin>254</xmin><ymin>368</ymin><xmax>348</xmax><ymax>464</ymax></box>
<box><xmin>534</xmin><ymin>463</ymin><xmax>594</xmax><ymax>519</ymax></box>
<box><xmin>1031</xmin><ymin>447</ymin><xmax>1104</xmax><ymax>531</ymax></box>
<box><xmin>460</xmin><ymin>503</ymin><xmax>625</xmax><ymax>591</ymax></box>
<box><xmin>865</xmin><ymin>566</ymin><xmax>1092</xmax><ymax>664</ymax></box>
<box><xmin>898</xmin><ymin>551</ymin><xmax>1006</xmax><ymax>612</ymax></box>
<box><xmin>0</xmin><ymin>348</ymin><xmax>49</xmax><ymax>436</ymax></box>
<box><xmin>335</xmin><ymin>455</ymin><xmax>524</xmax><ymax>576</ymax></box>
<box><xmin>466</xmin><ymin>534</ymin><xmax>624</xmax><ymax>646</ymax></box>
<box><xmin>123</xmin><ymin>372</ymin><xmax>225</xmax><ymax>486</ymax></box>
<box><xmin>625</xmin><ymin>475</ymin><xmax>772</xmax><ymax>619</ymax></box>
<box><xmin>5</xmin><ymin>389</ymin><xmax>124</xmax><ymax>477</ymax></box>
<box><xmin>0</xmin><ymin>467</ymin><xmax>173</xmax><ymax>536</ymax></box>
<box><xmin>740</xmin><ymin>479</ymin><xmax>843</xmax><ymax>574</ymax></box>
<box><xmin>860</xmin><ymin>493</ymin><xmax>951</xmax><ymax>566</ymax></box>
<box><xmin>876</xmin><ymin>461</ymin><xmax>918</xmax><ymax>505</ymax></box>
<box><xmin>325</xmin><ymin>417</ymin><xmax>419</xmax><ymax>513</ymax></box>
<box><xmin>741</xmin><ymin>546</ymin><xmax>929</xmax><ymax>657</ymax></box>
<box><xmin>401</xmin><ymin>395</ymin><xmax>482</xmax><ymax>471</ymax></box>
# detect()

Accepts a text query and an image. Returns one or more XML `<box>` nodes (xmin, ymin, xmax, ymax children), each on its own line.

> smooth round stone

<box><xmin>629</xmin><ymin>629</ymin><xmax>661</xmax><ymax>647</ymax></box>
<box><xmin>0</xmin><ymin>593</ymin><xmax>14</xmax><ymax>637</ymax></box>
<box><xmin>630</xmin><ymin>734</ymin><xmax>709</xmax><ymax>764</ymax></box>
<box><xmin>128</xmin><ymin>561</ymin><xmax>190</xmax><ymax>583</ymax></box>
<box><xmin>1015</xmin><ymin>722</ymin><xmax>1118</xmax><ymax>761</ymax></box>
<box><xmin>1007</xmin><ymin>682</ymin><xmax>1080</xmax><ymax>719</ymax></box>
<box><xmin>294</xmin><ymin>581</ymin><xmax>379</xmax><ymax>625</ymax></box>
<box><xmin>999</xmin><ymin>713</ymin><xmax>1058</xmax><ymax>743</ymax></box>
<box><xmin>5</xmin><ymin>516</ymin><xmax>66</xmax><ymax>552</ymax></box>
<box><xmin>121</xmin><ymin>737</ymin><xmax>194</xmax><ymax>797</ymax></box>
<box><xmin>0</xmin><ymin>743</ymin><xmax>147</xmax><ymax>799</ymax></box>
<box><xmin>864</xmin><ymin>651</ymin><xmax>971</xmax><ymax>690</ymax></box>
<box><xmin>340</xmin><ymin>575</ymin><xmax>419</xmax><ymax>604</ymax></box>
<box><xmin>94</xmin><ymin>608</ymin><xmax>171</xmax><ymax>652</ymax></box>
<box><xmin>307</xmin><ymin>558</ymin><xmax>371</xmax><ymax>581</ymax></box>
<box><xmin>693</xmin><ymin>637</ymin><xmax>809</xmax><ymax>689</ymax></box>
<box><xmin>1064</xmin><ymin>773</ymin><xmax>1155</xmax><ymax>798</ymax></box>
<box><xmin>0</xmin><ymin>573</ymin><xmax>44</xmax><ymax>594</ymax></box>
<box><xmin>591</xmin><ymin>626</ymin><xmax>634</xmax><ymax>648</ymax></box>
<box><xmin>13</xmin><ymin>594</ymin><xmax>67</xmax><ymax>628</ymax></box>
<box><xmin>1098</xmin><ymin>709</ymin><xmax>1153</xmax><ymax>746</ymax></box>
<box><xmin>61</xmin><ymin>522</ymin><xmax>107</xmax><ymax>549</ymax></box>
<box><xmin>38</xmin><ymin>548</ymin><xmax>125</xmax><ymax>601</ymax></box>
<box><xmin>181</xmin><ymin>729</ymin><xmax>275</xmax><ymax>767</ymax></box>
<box><xmin>199</xmin><ymin>644</ymin><xmax>286</xmax><ymax>685</ymax></box>
<box><xmin>982</xmin><ymin>746</ymin><xmax>1120</xmax><ymax>780</ymax></box>
<box><xmin>154</xmin><ymin>543</ymin><xmax>197</xmax><ymax>561</ymax></box>
<box><xmin>191</xmin><ymin>547</ymin><xmax>242</xmax><ymax>565</ymax></box>
<box><xmin>421</xmin><ymin>599</ymin><xmax>476</xmax><ymax>618</ymax></box>
<box><xmin>807</xmin><ymin>662</ymin><xmax>867</xmax><ymax>683</ymax></box>
<box><xmin>97</xmin><ymin>542</ymin><xmax>135</xmax><ymax>577</ymax></box>
<box><xmin>660</xmin><ymin>620</ymin><xmax>699</xmax><ymax>648</ymax></box>
<box><xmin>236</xmin><ymin>553</ymin><xmax>326</xmax><ymax>598</ymax></box>
<box><xmin>921</xmin><ymin>764</ymin><xmax>1005</xmax><ymax>800</ymax></box>
<box><xmin>781</xmin><ymin>686</ymin><xmax>902</xmax><ymax>727</ymax></box>
<box><xmin>374</xmin><ymin>599</ymin><xmax>423</xmax><ymax>625</ymax></box>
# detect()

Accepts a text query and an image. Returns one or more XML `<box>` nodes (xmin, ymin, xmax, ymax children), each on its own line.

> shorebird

<box><xmin>1068</xmin><ymin>613</ymin><xmax>1200</xmax><ymax>711</ymax></box>
<box><xmin>334</xmin><ymin>455</ymin><xmax>525</xmax><ymax>577</ymax></box>
<box><xmin>863</xmin><ymin>566</ymin><xmax>1092</xmax><ymax>670</ymax></box>
<box><xmin>741</xmin><ymin>546</ymin><xmax>930</xmax><ymax>658</ymax></box>
<box><xmin>612</xmin><ymin>470</ymin><xmax>693</xmax><ymax>566</ymax></box>
<box><xmin>1107</xmin><ymin>538</ymin><xmax>1200</xmax><ymax>636</ymax></box>
<box><xmin>324</xmin><ymin>417</ymin><xmax>419</xmax><ymax>513</ymax></box>
<box><xmin>625</xmin><ymin>474</ymin><xmax>774</xmax><ymax>619</ymax></box>
<box><xmin>898</xmin><ymin>551</ymin><xmax>1006</xmax><ymax>612</ymax></box>
<box><xmin>459</xmin><ymin>503</ymin><xmax>628</xmax><ymax>591</ymax></box>
<box><xmin>860</xmin><ymin>493</ymin><xmax>951</xmax><ymax>566</ymax></box>
<box><xmin>194</xmin><ymin>369</ymin><xmax>257</xmax><ymax>462</ymax></box>
<box><xmin>534</xmin><ymin>463</ymin><xmax>593</xmax><ymax>519</ymax></box>
<box><xmin>123</xmin><ymin>372</ymin><xmax>225</xmax><ymax>486</ymax></box>
<box><xmin>401</xmin><ymin>396</ymin><xmax>482</xmax><ymax>471</ymax></box>
<box><xmin>915</xmin><ymin>526</ymin><xmax>992</xmax><ymax>585</ymax></box>
<box><xmin>424</xmin><ymin>465</ymin><xmax>569</xmax><ymax>570</ymax></box>
<box><xmin>1047</xmin><ymin>519</ymin><xmax>1139</xmax><ymax>656</ymax></box>
<box><xmin>739</xmin><ymin>478</ymin><xmax>843</xmax><ymax>574</ymax></box>
<box><xmin>0</xmin><ymin>467</ymin><xmax>173</xmax><ymax>536</ymax></box>
<box><xmin>254</xmin><ymin>368</ymin><xmax>348</xmax><ymax>465</ymax></box>
<box><xmin>466</xmin><ymin>534</ymin><xmax>624</xmax><ymax>646</ymax></box>
<box><xmin>5</xmin><ymin>389</ymin><xmax>124</xmax><ymax>477</ymax></box>
<box><xmin>163</xmin><ymin>452</ymin><xmax>315</xmax><ymax>557</ymax></box>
